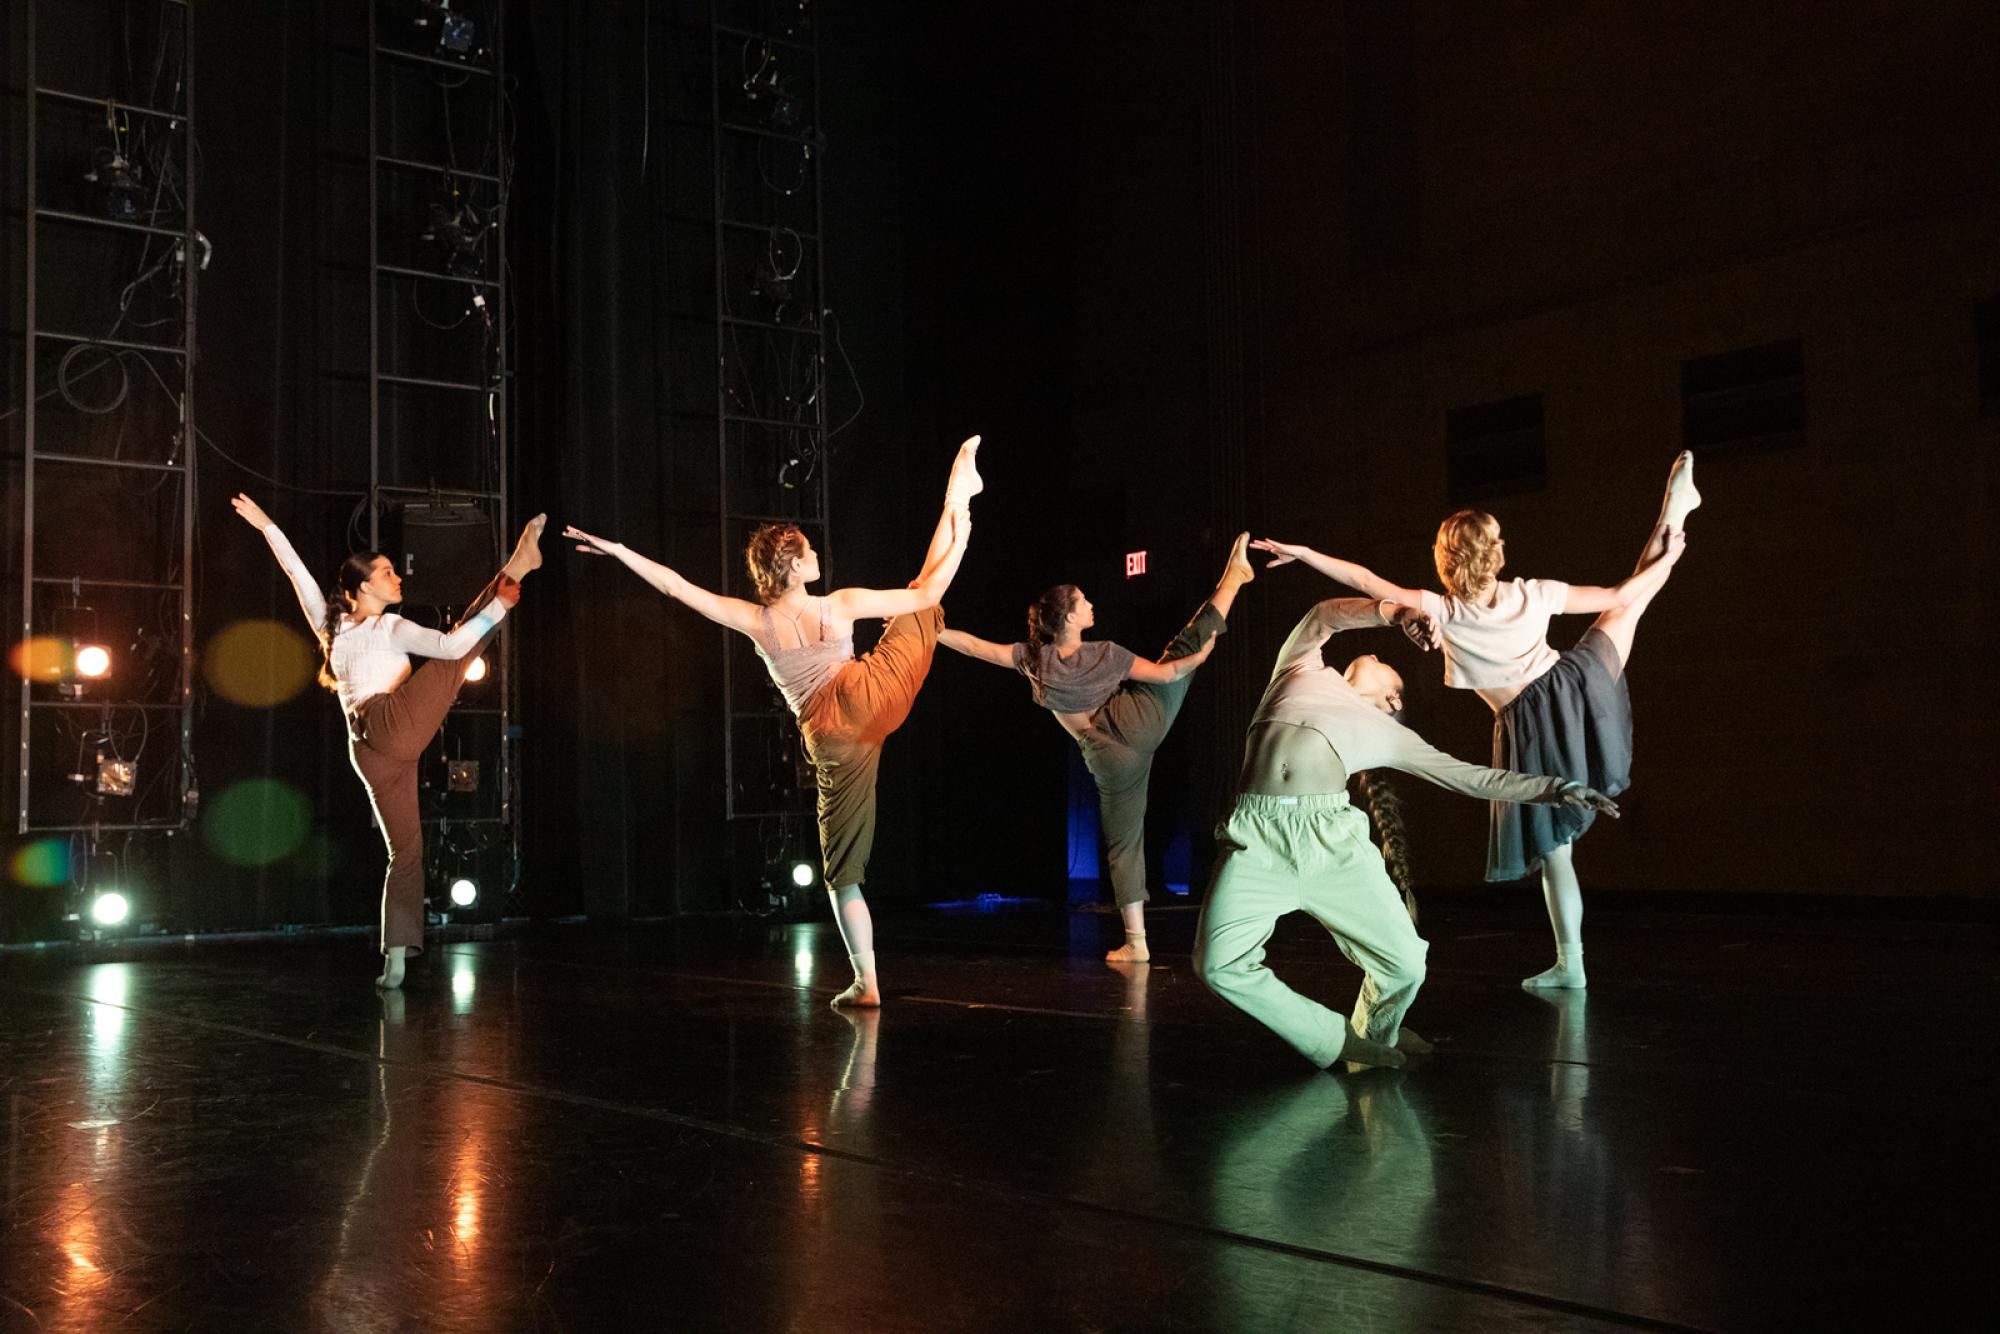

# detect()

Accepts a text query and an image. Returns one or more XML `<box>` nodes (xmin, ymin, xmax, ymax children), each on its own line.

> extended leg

<box><xmin>915</xmin><ymin>436</ymin><xmax>982</xmax><ymax>585</ymax></box>
<box><xmin>1638</xmin><ymin>451</ymin><xmax>1701</xmax><ymax>566</ymax></box>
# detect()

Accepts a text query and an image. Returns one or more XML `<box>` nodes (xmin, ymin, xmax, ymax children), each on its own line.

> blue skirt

<box><xmin>1486</xmin><ymin>628</ymin><xmax>1632</xmax><ymax>881</ymax></box>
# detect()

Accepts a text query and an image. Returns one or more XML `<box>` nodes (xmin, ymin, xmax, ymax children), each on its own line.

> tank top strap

<box><xmin>818</xmin><ymin>595</ymin><xmax>833</xmax><ymax>641</ymax></box>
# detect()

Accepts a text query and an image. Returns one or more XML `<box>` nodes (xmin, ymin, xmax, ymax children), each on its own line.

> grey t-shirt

<box><xmin>1010</xmin><ymin>640</ymin><xmax>1138</xmax><ymax>714</ymax></box>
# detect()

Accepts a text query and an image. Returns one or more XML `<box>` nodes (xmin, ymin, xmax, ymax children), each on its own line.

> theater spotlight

<box><xmin>74</xmin><ymin>644</ymin><xmax>113</xmax><ymax>679</ymax></box>
<box><xmin>790</xmin><ymin>862</ymin><xmax>816</xmax><ymax>888</ymax></box>
<box><xmin>90</xmin><ymin>891</ymin><xmax>130</xmax><ymax>927</ymax></box>
<box><xmin>464</xmin><ymin>655</ymin><xmax>488</xmax><ymax>683</ymax></box>
<box><xmin>449</xmin><ymin>877</ymin><xmax>478</xmax><ymax>907</ymax></box>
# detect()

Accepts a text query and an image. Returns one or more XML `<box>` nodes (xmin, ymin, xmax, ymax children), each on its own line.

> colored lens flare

<box><xmin>9</xmin><ymin>838</ymin><xmax>71</xmax><ymax>887</ymax></box>
<box><xmin>9</xmin><ymin>637</ymin><xmax>67</xmax><ymax>681</ymax></box>
<box><xmin>202</xmin><ymin>779</ymin><xmax>313</xmax><ymax>866</ymax></box>
<box><xmin>203</xmin><ymin>619</ymin><xmax>317</xmax><ymax>708</ymax></box>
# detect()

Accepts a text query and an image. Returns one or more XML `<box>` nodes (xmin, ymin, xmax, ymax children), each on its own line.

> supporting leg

<box><xmin>1108</xmin><ymin>900</ymin><xmax>1150</xmax><ymax>964</ymax></box>
<box><xmin>827</xmin><ymin>883</ymin><xmax>881</xmax><ymax>1007</ymax></box>
<box><xmin>351</xmin><ymin>744</ymin><xmax>427</xmax><ymax>978</ymax></box>
<box><xmin>1523</xmin><ymin>841</ymin><xmax>1587</xmax><ymax>990</ymax></box>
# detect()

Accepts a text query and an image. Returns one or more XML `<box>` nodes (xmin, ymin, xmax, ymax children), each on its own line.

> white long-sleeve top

<box><xmin>1256</xmin><ymin>598</ymin><xmax>1569</xmax><ymax>804</ymax></box>
<box><xmin>262</xmin><ymin>523</ymin><xmax>506</xmax><ymax>715</ymax></box>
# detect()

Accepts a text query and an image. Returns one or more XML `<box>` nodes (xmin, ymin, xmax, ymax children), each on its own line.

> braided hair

<box><xmin>1355</xmin><ymin>769</ymin><xmax>1418</xmax><ymax>926</ymax></box>
<box><xmin>318</xmin><ymin>551</ymin><xmax>383</xmax><ymax>691</ymax></box>
<box><xmin>1022</xmin><ymin>584</ymin><xmax>1081</xmax><ymax>704</ymax></box>
<box><xmin>745</xmin><ymin>524</ymin><xmax>808</xmax><ymax>605</ymax></box>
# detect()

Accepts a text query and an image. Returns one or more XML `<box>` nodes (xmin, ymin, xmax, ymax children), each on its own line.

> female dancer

<box><xmin>1195</xmin><ymin>596</ymin><xmax>1618</xmax><ymax>1069</ymax></box>
<box><xmin>233</xmin><ymin>493</ymin><xmax>547</xmax><ymax>989</ymax></box>
<box><xmin>936</xmin><ymin>535</ymin><xmax>1255</xmax><ymax>962</ymax></box>
<box><xmin>1252</xmin><ymin>451</ymin><xmax>1698</xmax><ymax>988</ymax></box>
<box><xmin>565</xmin><ymin>436</ymin><xmax>982</xmax><ymax>1008</ymax></box>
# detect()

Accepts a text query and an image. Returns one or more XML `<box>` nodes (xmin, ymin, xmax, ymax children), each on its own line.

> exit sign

<box><xmin>1125</xmin><ymin>550</ymin><xmax>1148</xmax><ymax>578</ymax></box>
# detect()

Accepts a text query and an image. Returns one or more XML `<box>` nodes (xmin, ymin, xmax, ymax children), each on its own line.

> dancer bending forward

<box><xmin>938</xmin><ymin>535</ymin><xmax>1255</xmax><ymax>961</ymax></box>
<box><xmin>1194</xmin><ymin>597</ymin><xmax>1616</xmax><ymax>1069</ymax></box>
<box><xmin>567</xmin><ymin>437</ymin><xmax>982</xmax><ymax>1007</ymax></box>
<box><xmin>234</xmin><ymin>493</ymin><xmax>546</xmax><ymax>989</ymax></box>
<box><xmin>1253</xmin><ymin>452</ymin><xmax>1697</xmax><ymax>989</ymax></box>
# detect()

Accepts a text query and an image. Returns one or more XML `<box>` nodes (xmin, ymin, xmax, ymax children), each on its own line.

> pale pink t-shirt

<box><xmin>1418</xmin><ymin>577</ymin><xmax>1570</xmax><ymax>690</ymax></box>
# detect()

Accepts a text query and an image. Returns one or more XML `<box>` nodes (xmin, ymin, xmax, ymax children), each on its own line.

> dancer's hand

<box><xmin>230</xmin><ymin>493</ymin><xmax>272</xmax><ymax>530</ymax></box>
<box><xmin>1249</xmin><ymin>538</ymin><xmax>1307</xmax><ymax>569</ymax></box>
<box><xmin>1387</xmin><ymin>603</ymin><xmax>1440</xmax><ymax>652</ymax></box>
<box><xmin>564</xmin><ymin>524</ymin><xmax>617</xmax><ymax>556</ymax></box>
<box><xmin>1556</xmin><ymin>783</ymin><xmax>1619</xmax><ymax>818</ymax></box>
<box><xmin>1174</xmin><ymin>630</ymin><xmax>1220</xmax><ymax>677</ymax></box>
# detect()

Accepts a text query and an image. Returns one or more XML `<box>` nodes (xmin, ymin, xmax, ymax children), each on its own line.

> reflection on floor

<box><xmin>0</xmin><ymin>901</ymin><xmax>1989</xmax><ymax>1331</ymax></box>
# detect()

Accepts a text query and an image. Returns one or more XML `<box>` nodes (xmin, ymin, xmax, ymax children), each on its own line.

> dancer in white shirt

<box><xmin>1251</xmin><ymin>452</ymin><xmax>1698</xmax><ymax>988</ymax></box>
<box><xmin>234</xmin><ymin>493</ymin><xmax>547</xmax><ymax>988</ymax></box>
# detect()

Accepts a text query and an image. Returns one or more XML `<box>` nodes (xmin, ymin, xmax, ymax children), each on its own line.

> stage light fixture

<box><xmin>465</xmin><ymin>655</ymin><xmax>488</xmax><ymax>683</ymax></box>
<box><xmin>90</xmin><ymin>891</ymin><xmax>130</xmax><ymax>927</ymax></box>
<box><xmin>790</xmin><ymin>862</ymin><xmax>815</xmax><ymax>888</ymax></box>
<box><xmin>95</xmin><ymin>758</ymin><xmax>137</xmax><ymax>797</ymax></box>
<box><xmin>447</xmin><ymin>759</ymin><xmax>480</xmax><ymax>794</ymax></box>
<box><xmin>75</xmin><ymin>644</ymin><xmax>112</xmax><ymax>679</ymax></box>
<box><xmin>449</xmin><ymin>877</ymin><xmax>478</xmax><ymax>907</ymax></box>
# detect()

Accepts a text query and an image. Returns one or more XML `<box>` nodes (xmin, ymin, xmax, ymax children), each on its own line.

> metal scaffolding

<box><xmin>17</xmin><ymin>0</ymin><xmax>198</xmax><ymax>838</ymax></box>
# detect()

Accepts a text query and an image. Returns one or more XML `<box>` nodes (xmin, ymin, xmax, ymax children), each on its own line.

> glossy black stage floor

<box><xmin>0</xmin><ymin>900</ymin><xmax>1989</xmax><ymax>1332</ymax></box>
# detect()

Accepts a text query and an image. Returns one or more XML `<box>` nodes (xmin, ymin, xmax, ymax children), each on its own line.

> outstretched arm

<box><xmin>938</xmin><ymin>628</ymin><xmax>1017</xmax><ymax>669</ymax></box>
<box><xmin>1561</xmin><ymin>530</ymin><xmax>1686</xmax><ymax>613</ymax></box>
<box><xmin>1251</xmin><ymin>540</ymin><xmax>1428</xmax><ymax>606</ymax></box>
<box><xmin>1126</xmin><ymin>631</ymin><xmax>1218</xmax><ymax>683</ymax></box>
<box><xmin>382</xmin><ymin>601</ymin><xmax>509</xmax><ymax>660</ymax></box>
<box><xmin>1373</xmin><ymin>719</ymin><xmax>1620</xmax><ymax>815</ymax></box>
<box><xmin>566</xmin><ymin>526</ymin><xmax>765</xmax><ymax>637</ymax></box>
<box><xmin>232</xmin><ymin>493</ymin><xmax>328</xmax><ymax>633</ymax></box>
<box><xmin>828</xmin><ymin>507</ymin><xmax>969</xmax><ymax>623</ymax></box>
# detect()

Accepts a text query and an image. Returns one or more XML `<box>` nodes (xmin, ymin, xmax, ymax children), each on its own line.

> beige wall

<box><xmin>1248</xmin><ymin>2</ymin><xmax>1998</xmax><ymax>893</ymax></box>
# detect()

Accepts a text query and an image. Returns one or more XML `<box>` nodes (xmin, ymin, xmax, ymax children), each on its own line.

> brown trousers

<box><xmin>798</xmin><ymin>606</ymin><xmax>943</xmax><ymax>888</ymax></box>
<box><xmin>347</xmin><ymin>572</ymin><xmax>512</xmax><ymax>953</ymax></box>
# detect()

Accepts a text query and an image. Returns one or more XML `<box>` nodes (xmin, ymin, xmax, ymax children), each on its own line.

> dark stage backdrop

<box><xmin>5</xmin><ymin>1</ymin><xmax>1993</xmax><ymax>946</ymax></box>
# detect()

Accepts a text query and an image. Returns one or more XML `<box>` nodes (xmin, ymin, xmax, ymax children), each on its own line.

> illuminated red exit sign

<box><xmin>1125</xmin><ymin>550</ymin><xmax>1148</xmax><ymax>578</ymax></box>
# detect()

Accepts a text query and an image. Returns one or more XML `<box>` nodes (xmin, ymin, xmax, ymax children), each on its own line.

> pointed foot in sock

<box><xmin>374</xmin><ymin>969</ymin><xmax>405</xmax><ymax>991</ymax></box>
<box><xmin>1333</xmin><ymin>1032</ymin><xmax>1407</xmax><ymax>1070</ymax></box>
<box><xmin>1521</xmin><ymin>964</ymin><xmax>1587</xmax><ymax>991</ymax></box>
<box><xmin>506</xmin><ymin>513</ymin><xmax>549</xmax><ymax>579</ymax></box>
<box><xmin>1663</xmin><ymin>450</ymin><xmax>1701</xmax><ymax>527</ymax></box>
<box><xmin>830</xmin><ymin>980</ymin><xmax>882</xmax><ymax>1009</ymax></box>
<box><xmin>1394</xmin><ymin>1028</ymin><xmax>1435</xmax><ymax>1055</ymax></box>
<box><xmin>946</xmin><ymin>434</ymin><xmax>984</xmax><ymax>508</ymax></box>
<box><xmin>1104</xmin><ymin>942</ymin><xmax>1151</xmax><ymax>964</ymax></box>
<box><xmin>1222</xmin><ymin>530</ymin><xmax>1255</xmax><ymax>587</ymax></box>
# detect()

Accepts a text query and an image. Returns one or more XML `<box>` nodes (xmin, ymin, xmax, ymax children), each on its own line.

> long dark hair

<box><xmin>1022</xmin><ymin>584</ymin><xmax>1080</xmax><ymax>701</ymax></box>
<box><xmin>1356</xmin><ymin>769</ymin><xmax>1418</xmax><ymax>926</ymax></box>
<box><xmin>319</xmin><ymin>551</ymin><xmax>383</xmax><ymax>691</ymax></box>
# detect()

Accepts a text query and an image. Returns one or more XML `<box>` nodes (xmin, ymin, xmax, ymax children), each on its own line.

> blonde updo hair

<box><xmin>745</xmin><ymin>523</ymin><xmax>809</xmax><ymax>604</ymax></box>
<box><xmin>1433</xmin><ymin>509</ymin><xmax>1505</xmax><ymax>601</ymax></box>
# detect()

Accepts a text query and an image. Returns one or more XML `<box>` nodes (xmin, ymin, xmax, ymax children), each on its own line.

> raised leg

<box><xmin>1207</xmin><ymin>532</ymin><xmax>1256</xmax><ymax>620</ymax></box>
<box><xmin>915</xmin><ymin>436</ymin><xmax>982</xmax><ymax>585</ymax></box>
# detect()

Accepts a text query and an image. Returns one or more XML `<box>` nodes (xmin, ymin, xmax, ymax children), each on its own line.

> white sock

<box><xmin>375</xmin><ymin>945</ymin><xmax>407</xmax><ymax>990</ymax></box>
<box><xmin>1522</xmin><ymin>943</ymin><xmax>1586</xmax><ymax>990</ymax></box>
<box><xmin>1660</xmin><ymin>451</ymin><xmax>1702</xmax><ymax>532</ymax></box>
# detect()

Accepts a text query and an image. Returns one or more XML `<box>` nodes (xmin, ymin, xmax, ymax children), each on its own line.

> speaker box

<box><xmin>387</xmin><ymin>502</ymin><xmax>496</xmax><ymax>608</ymax></box>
